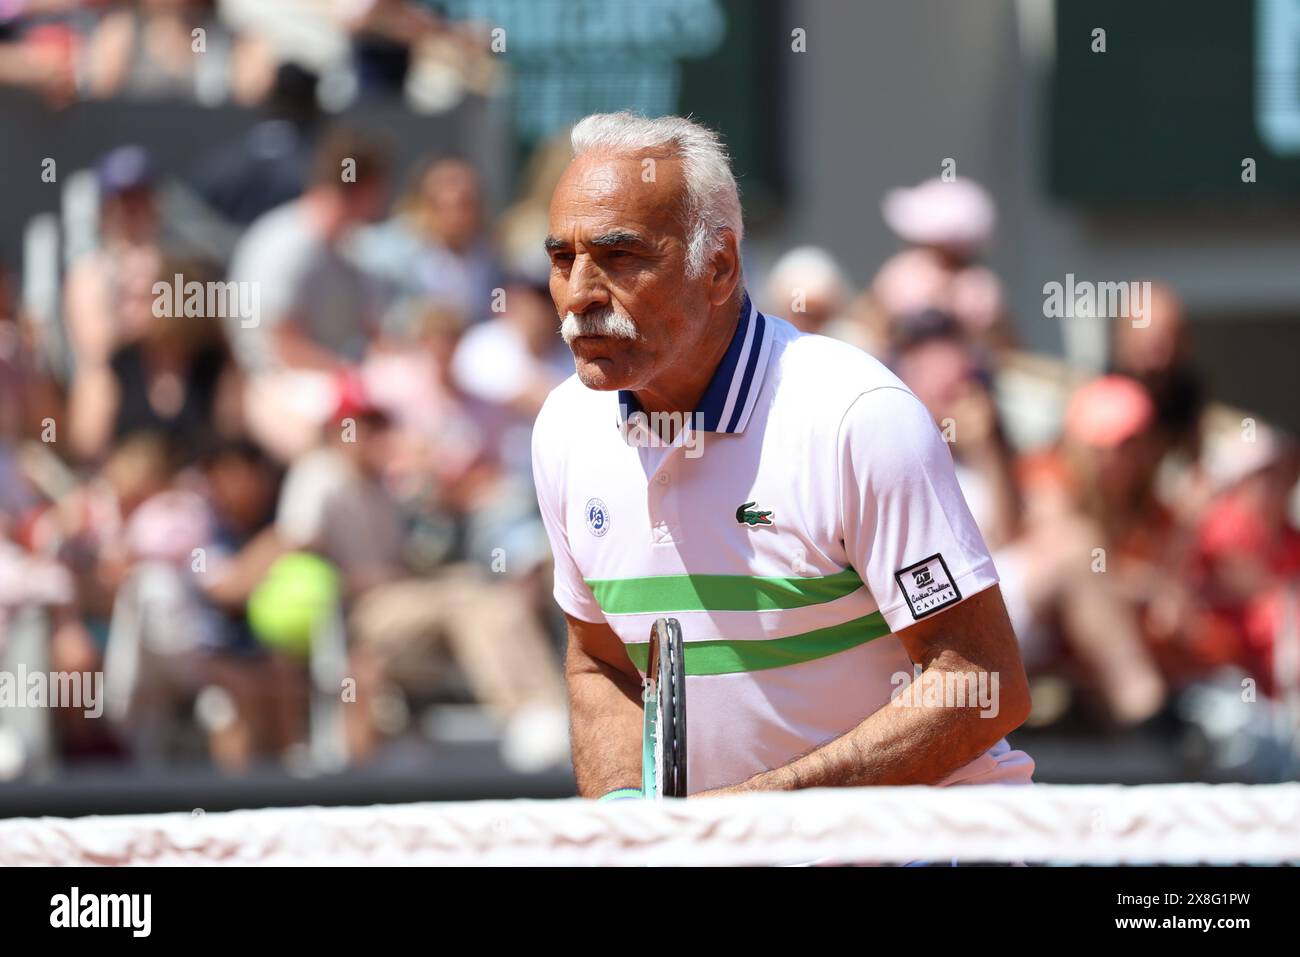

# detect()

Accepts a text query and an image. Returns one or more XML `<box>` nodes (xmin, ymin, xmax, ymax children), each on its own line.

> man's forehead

<box><xmin>549</xmin><ymin>151</ymin><xmax>684</xmax><ymax>234</ymax></box>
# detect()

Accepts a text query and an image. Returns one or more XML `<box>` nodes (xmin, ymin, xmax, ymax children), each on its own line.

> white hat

<box><xmin>881</xmin><ymin>177</ymin><xmax>996</xmax><ymax>250</ymax></box>
<box><xmin>1203</xmin><ymin>423</ymin><xmax>1285</xmax><ymax>490</ymax></box>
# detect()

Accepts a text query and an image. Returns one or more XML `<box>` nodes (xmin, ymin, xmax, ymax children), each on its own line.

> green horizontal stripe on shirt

<box><xmin>585</xmin><ymin>568</ymin><xmax>864</xmax><ymax>614</ymax></box>
<box><xmin>625</xmin><ymin>612</ymin><xmax>891</xmax><ymax>676</ymax></box>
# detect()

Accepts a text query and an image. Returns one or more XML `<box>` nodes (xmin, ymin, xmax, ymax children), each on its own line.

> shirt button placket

<box><xmin>648</xmin><ymin>453</ymin><xmax>681</xmax><ymax>545</ymax></box>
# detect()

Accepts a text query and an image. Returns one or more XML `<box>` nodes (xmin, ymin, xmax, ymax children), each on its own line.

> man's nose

<box><xmin>560</xmin><ymin>255</ymin><xmax>609</xmax><ymax>316</ymax></box>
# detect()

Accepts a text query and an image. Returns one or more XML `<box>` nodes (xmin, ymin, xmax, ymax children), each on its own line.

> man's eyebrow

<box><xmin>544</xmin><ymin>230</ymin><xmax>650</xmax><ymax>254</ymax></box>
<box><xmin>589</xmin><ymin>230</ymin><xmax>648</xmax><ymax>249</ymax></box>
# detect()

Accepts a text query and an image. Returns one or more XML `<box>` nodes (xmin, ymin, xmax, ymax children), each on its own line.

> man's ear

<box><xmin>707</xmin><ymin>229</ymin><xmax>743</xmax><ymax>306</ymax></box>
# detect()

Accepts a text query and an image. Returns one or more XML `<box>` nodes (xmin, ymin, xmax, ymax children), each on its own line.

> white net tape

<box><xmin>1</xmin><ymin>784</ymin><xmax>1297</xmax><ymax>866</ymax></box>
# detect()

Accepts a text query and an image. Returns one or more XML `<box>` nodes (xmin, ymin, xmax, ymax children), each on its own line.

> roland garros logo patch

<box><xmin>895</xmin><ymin>553</ymin><xmax>961</xmax><ymax>620</ymax></box>
<box><xmin>585</xmin><ymin>498</ymin><xmax>611</xmax><ymax>537</ymax></box>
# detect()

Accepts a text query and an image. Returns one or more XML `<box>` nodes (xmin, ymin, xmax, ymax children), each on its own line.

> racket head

<box><xmin>642</xmin><ymin>617</ymin><xmax>687</xmax><ymax>798</ymax></box>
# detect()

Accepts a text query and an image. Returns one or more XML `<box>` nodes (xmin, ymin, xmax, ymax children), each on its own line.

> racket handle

<box><xmin>597</xmin><ymin>787</ymin><xmax>644</xmax><ymax>801</ymax></box>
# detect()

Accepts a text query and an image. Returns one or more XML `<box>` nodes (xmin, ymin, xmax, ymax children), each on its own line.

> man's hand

<box><xmin>692</xmin><ymin>584</ymin><xmax>1032</xmax><ymax>795</ymax></box>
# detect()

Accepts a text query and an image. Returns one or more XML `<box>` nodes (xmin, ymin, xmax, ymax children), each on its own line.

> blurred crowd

<box><xmin>0</xmin><ymin>1</ymin><xmax>1297</xmax><ymax>785</ymax></box>
<box><xmin>0</xmin><ymin>0</ymin><xmax>499</xmax><ymax>112</ymax></box>
<box><xmin>763</xmin><ymin>179</ymin><xmax>1300</xmax><ymax>780</ymax></box>
<box><xmin>0</xmin><ymin>125</ymin><xmax>576</xmax><ymax>778</ymax></box>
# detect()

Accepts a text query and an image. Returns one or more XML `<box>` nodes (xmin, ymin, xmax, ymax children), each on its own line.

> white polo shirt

<box><xmin>532</xmin><ymin>292</ymin><xmax>1034</xmax><ymax>793</ymax></box>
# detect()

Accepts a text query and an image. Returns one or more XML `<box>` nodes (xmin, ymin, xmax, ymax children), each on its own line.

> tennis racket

<box><xmin>642</xmin><ymin>617</ymin><xmax>688</xmax><ymax>798</ymax></box>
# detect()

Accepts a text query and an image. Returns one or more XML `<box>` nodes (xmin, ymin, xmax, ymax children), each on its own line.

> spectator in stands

<box><xmin>496</xmin><ymin>135</ymin><xmax>576</xmax><ymax>286</ymax></box>
<box><xmin>1195</xmin><ymin>425</ymin><xmax>1300</xmax><ymax>698</ymax></box>
<box><xmin>190</xmin><ymin>438</ymin><xmax>301</xmax><ymax>769</ymax></box>
<box><xmin>342</xmin><ymin>0</ymin><xmax>443</xmax><ymax>99</ymax></box>
<box><xmin>378</xmin><ymin>295</ymin><xmax>558</xmax><ymax>579</ymax></box>
<box><xmin>866</xmin><ymin>338</ymin><xmax>1170</xmax><ymax>729</ymax></box>
<box><xmin>0</xmin><ymin>1</ymin><xmax>78</xmax><ymax>107</ymax></box>
<box><xmin>24</xmin><ymin>432</ymin><xmax>178</xmax><ymax>760</ymax></box>
<box><xmin>339</xmin><ymin>0</ymin><xmax>501</xmax><ymax>107</ymax></box>
<box><xmin>888</xmin><ymin>317</ymin><xmax>1171</xmax><ymax>729</ymax></box>
<box><xmin>227</xmin><ymin>127</ymin><xmax>390</xmax><ymax>461</ymax></box>
<box><xmin>450</xmin><ymin>280</ymin><xmax>571</xmax><ymax>579</ymax></box>
<box><xmin>63</xmin><ymin>145</ymin><xmax>163</xmax><ymax>380</ymax></box>
<box><xmin>1014</xmin><ymin>376</ymin><xmax>1183</xmax><ymax>724</ymax></box>
<box><xmin>0</xmin><ymin>259</ymin><xmax>26</xmax><ymax>445</ymax></box>
<box><xmin>452</xmin><ymin>278</ymin><xmax>570</xmax><ymax>428</ymax></box>
<box><xmin>69</xmin><ymin>257</ymin><xmax>241</xmax><ymax>464</ymax></box>
<box><xmin>871</xmin><ymin>176</ymin><xmax>1011</xmax><ymax>353</ymax></box>
<box><xmin>99</xmin><ymin>434</ymin><xmax>295</xmax><ymax>769</ymax></box>
<box><xmin>366</xmin><ymin>300</ymin><xmax>560</xmax><ymax>657</ymax></box>
<box><xmin>763</xmin><ymin>245</ymin><xmax>871</xmax><ymax>350</ymax></box>
<box><xmin>0</xmin><ymin>536</ymin><xmax>101</xmax><ymax>768</ymax></box>
<box><xmin>890</xmin><ymin>312</ymin><xmax>1019</xmax><ymax>551</ymax></box>
<box><xmin>1</xmin><ymin>256</ymin><xmax>101</xmax><ymax>768</ymax></box>
<box><xmin>87</xmin><ymin>429</ymin><xmax>309</xmax><ymax>774</ymax></box>
<box><xmin>1110</xmin><ymin>281</ymin><xmax>1206</xmax><ymax>464</ymax></box>
<box><xmin>274</xmin><ymin>385</ymin><xmax>567</xmax><ymax>769</ymax></box>
<box><xmin>85</xmin><ymin>0</ymin><xmax>274</xmax><ymax>105</ymax></box>
<box><xmin>353</xmin><ymin>155</ymin><xmax>500</xmax><ymax>324</ymax></box>
<box><xmin>365</xmin><ymin>302</ymin><xmax>515</xmax><ymax>545</ymax></box>
<box><xmin>188</xmin><ymin>62</ymin><xmax>321</xmax><ymax>227</ymax></box>
<box><xmin>44</xmin><ymin>432</ymin><xmax>175</xmax><ymax>644</ymax></box>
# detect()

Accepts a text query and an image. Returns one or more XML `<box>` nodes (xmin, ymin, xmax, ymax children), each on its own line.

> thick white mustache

<box><xmin>560</xmin><ymin>306</ymin><xmax>639</xmax><ymax>344</ymax></box>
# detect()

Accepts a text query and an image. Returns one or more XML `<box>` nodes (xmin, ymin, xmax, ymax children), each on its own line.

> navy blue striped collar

<box><xmin>617</xmin><ymin>291</ymin><xmax>771</xmax><ymax>436</ymax></box>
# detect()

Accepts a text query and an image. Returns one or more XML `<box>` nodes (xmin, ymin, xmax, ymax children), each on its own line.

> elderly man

<box><xmin>532</xmin><ymin>113</ymin><xmax>1033</xmax><ymax>799</ymax></box>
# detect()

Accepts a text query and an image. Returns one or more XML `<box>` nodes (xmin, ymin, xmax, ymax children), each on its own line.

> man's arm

<box><xmin>201</xmin><ymin>527</ymin><xmax>287</xmax><ymax>608</ymax></box>
<box><xmin>563</xmin><ymin>612</ymin><xmax>645</xmax><ymax>798</ymax></box>
<box><xmin>696</xmin><ymin>584</ymin><xmax>1031</xmax><ymax>795</ymax></box>
<box><xmin>273</xmin><ymin>319</ymin><xmax>350</xmax><ymax>372</ymax></box>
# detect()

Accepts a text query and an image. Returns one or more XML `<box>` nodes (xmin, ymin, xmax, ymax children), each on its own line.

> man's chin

<box><xmin>573</xmin><ymin>355</ymin><xmax>634</xmax><ymax>391</ymax></box>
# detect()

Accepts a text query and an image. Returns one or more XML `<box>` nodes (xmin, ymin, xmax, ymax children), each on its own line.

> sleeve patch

<box><xmin>894</xmin><ymin>553</ymin><xmax>962</xmax><ymax>620</ymax></box>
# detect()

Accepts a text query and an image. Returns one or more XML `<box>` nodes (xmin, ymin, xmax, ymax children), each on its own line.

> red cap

<box><xmin>331</xmin><ymin>369</ymin><xmax>379</xmax><ymax>422</ymax></box>
<box><xmin>1064</xmin><ymin>375</ymin><xmax>1154</xmax><ymax>449</ymax></box>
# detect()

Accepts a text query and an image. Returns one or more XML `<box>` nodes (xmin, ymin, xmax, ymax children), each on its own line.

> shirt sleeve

<box><xmin>531</xmin><ymin>404</ymin><xmax>606</xmax><ymax>624</ymax></box>
<box><xmin>275</xmin><ymin>455</ymin><xmax>332</xmax><ymax>551</ymax></box>
<box><xmin>838</xmin><ymin>386</ymin><xmax>999</xmax><ymax>633</ymax></box>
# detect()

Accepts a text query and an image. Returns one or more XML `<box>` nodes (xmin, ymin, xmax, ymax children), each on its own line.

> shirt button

<box><xmin>656</xmin><ymin>472</ymin><xmax>671</xmax><ymax>485</ymax></box>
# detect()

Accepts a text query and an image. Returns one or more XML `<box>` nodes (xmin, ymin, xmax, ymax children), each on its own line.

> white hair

<box><xmin>767</xmin><ymin>246</ymin><xmax>851</xmax><ymax>305</ymax></box>
<box><xmin>569</xmin><ymin>112</ymin><xmax>743</xmax><ymax>280</ymax></box>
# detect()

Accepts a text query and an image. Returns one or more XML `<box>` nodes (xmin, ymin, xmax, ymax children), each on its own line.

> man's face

<box><xmin>895</xmin><ymin>338</ymin><xmax>974</xmax><ymax>421</ymax></box>
<box><xmin>423</xmin><ymin>162</ymin><xmax>481</xmax><ymax>250</ymax></box>
<box><xmin>1114</xmin><ymin>284</ymin><xmax>1183</xmax><ymax>376</ymax></box>
<box><xmin>546</xmin><ymin>151</ymin><xmax>713</xmax><ymax>392</ymax></box>
<box><xmin>342</xmin><ymin>178</ymin><xmax>388</xmax><ymax>225</ymax></box>
<box><xmin>105</xmin><ymin>188</ymin><xmax>158</xmax><ymax>244</ymax></box>
<box><xmin>339</xmin><ymin>415</ymin><xmax>393</xmax><ymax>479</ymax></box>
<box><xmin>207</xmin><ymin>456</ymin><xmax>272</xmax><ymax>531</ymax></box>
<box><xmin>1074</xmin><ymin>430</ymin><xmax>1155</xmax><ymax>502</ymax></box>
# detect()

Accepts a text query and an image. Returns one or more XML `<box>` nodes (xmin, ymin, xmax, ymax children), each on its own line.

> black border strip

<box><xmin>894</xmin><ymin>553</ymin><xmax>962</xmax><ymax>621</ymax></box>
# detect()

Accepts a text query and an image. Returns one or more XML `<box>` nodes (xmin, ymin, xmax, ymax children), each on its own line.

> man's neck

<box><xmin>632</xmin><ymin>293</ymin><xmax>743</xmax><ymax>420</ymax></box>
<box><xmin>302</xmin><ymin>191</ymin><xmax>347</xmax><ymax>242</ymax></box>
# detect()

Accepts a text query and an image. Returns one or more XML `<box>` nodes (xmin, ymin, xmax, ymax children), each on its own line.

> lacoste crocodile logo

<box><xmin>736</xmin><ymin>501</ymin><xmax>774</xmax><ymax>526</ymax></box>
